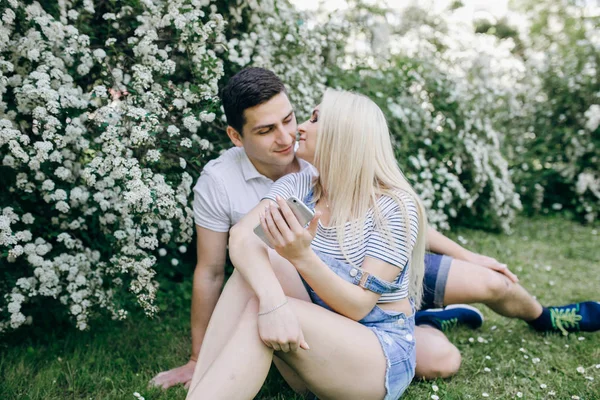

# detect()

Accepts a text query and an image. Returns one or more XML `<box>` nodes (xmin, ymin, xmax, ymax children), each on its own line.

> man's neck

<box><xmin>251</xmin><ymin>157</ymin><xmax>300</xmax><ymax>182</ymax></box>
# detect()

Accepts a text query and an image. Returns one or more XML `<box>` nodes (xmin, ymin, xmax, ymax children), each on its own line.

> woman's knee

<box><xmin>415</xmin><ymin>328</ymin><xmax>462</xmax><ymax>379</ymax></box>
<box><xmin>418</xmin><ymin>345</ymin><xmax>461</xmax><ymax>379</ymax></box>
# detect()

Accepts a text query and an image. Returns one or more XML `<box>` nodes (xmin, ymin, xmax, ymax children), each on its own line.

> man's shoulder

<box><xmin>202</xmin><ymin>147</ymin><xmax>245</xmax><ymax>177</ymax></box>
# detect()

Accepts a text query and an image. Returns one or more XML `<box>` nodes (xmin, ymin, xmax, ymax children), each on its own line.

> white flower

<box><xmin>158</xmin><ymin>248</ymin><xmax>167</xmax><ymax>257</ymax></box>
<box><xmin>179</xmin><ymin>158</ymin><xmax>186</xmax><ymax>169</ymax></box>
<box><xmin>431</xmin><ymin>396</ymin><xmax>439</xmax><ymax>400</ymax></box>
<box><xmin>482</xmin><ymin>393</ymin><xmax>489</xmax><ymax>398</ymax></box>
<box><xmin>56</xmin><ymin>201</ymin><xmax>70</xmax><ymax>213</ymax></box>
<box><xmin>145</xmin><ymin>149</ymin><xmax>161</xmax><ymax>163</ymax></box>
<box><xmin>178</xmin><ymin>245</ymin><xmax>187</xmax><ymax>254</ymax></box>
<box><xmin>180</xmin><ymin>138</ymin><xmax>192</xmax><ymax>148</ymax></box>
<box><xmin>432</xmin><ymin>384</ymin><xmax>439</xmax><ymax>392</ymax></box>
<box><xmin>93</xmin><ymin>49</ymin><xmax>107</xmax><ymax>60</ymax></box>
<box><xmin>576</xmin><ymin>366</ymin><xmax>585</xmax><ymax>374</ymax></box>
<box><xmin>171</xmin><ymin>258</ymin><xmax>179</xmax><ymax>266</ymax></box>
<box><xmin>22</xmin><ymin>213</ymin><xmax>35</xmax><ymax>224</ymax></box>
<box><xmin>516</xmin><ymin>392</ymin><xmax>523</xmax><ymax>398</ymax></box>
<box><xmin>167</xmin><ymin>125</ymin><xmax>180</xmax><ymax>137</ymax></box>
<box><xmin>540</xmin><ymin>384</ymin><xmax>547</xmax><ymax>389</ymax></box>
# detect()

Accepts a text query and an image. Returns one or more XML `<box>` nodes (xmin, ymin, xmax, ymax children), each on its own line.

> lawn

<box><xmin>1</xmin><ymin>216</ymin><xmax>599</xmax><ymax>400</ymax></box>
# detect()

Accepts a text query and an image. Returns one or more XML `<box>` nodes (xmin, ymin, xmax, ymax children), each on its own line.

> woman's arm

<box><xmin>262</xmin><ymin>197</ymin><xmax>409</xmax><ymax>321</ymax></box>
<box><xmin>293</xmin><ymin>252</ymin><xmax>401</xmax><ymax>321</ymax></box>
<box><xmin>228</xmin><ymin>198</ymin><xmax>309</xmax><ymax>352</ymax></box>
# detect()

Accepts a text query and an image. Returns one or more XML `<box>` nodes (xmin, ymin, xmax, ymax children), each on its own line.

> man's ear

<box><xmin>226</xmin><ymin>126</ymin><xmax>244</xmax><ymax>147</ymax></box>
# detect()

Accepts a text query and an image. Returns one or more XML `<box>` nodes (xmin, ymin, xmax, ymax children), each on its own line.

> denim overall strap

<box><xmin>313</xmin><ymin>250</ymin><xmax>404</xmax><ymax>295</ymax></box>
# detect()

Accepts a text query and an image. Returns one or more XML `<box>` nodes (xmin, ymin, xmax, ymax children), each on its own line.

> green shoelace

<box><xmin>550</xmin><ymin>306</ymin><xmax>582</xmax><ymax>336</ymax></box>
<box><xmin>439</xmin><ymin>317</ymin><xmax>459</xmax><ymax>332</ymax></box>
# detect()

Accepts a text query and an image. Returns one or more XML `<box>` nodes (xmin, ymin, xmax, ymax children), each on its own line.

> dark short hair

<box><xmin>220</xmin><ymin>67</ymin><xmax>287</xmax><ymax>135</ymax></box>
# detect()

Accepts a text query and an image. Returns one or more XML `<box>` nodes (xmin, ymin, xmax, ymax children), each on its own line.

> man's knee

<box><xmin>482</xmin><ymin>271</ymin><xmax>512</xmax><ymax>302</ymax></box>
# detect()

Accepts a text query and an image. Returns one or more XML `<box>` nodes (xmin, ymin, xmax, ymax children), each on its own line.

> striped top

<box><xmin>263</xmin><ymin>170</ymin><xmax>419</xmax><ymax>303</ymax></box>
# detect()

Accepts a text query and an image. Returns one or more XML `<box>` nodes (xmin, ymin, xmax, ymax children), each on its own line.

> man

<box><xmin>150</xmin><ymin>67</ymin><xmax>600</xmax><ymax>388</ymax></box>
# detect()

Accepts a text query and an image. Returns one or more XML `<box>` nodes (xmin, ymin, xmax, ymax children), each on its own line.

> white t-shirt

<box><xmin>192</xmin><ymin>147</ymin><xmax>315</xmax><ymax>232</ymax></box>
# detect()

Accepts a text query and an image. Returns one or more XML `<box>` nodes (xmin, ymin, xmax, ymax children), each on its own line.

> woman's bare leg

<box><xmin>187</xmin><ymin>250</ymin><xmax>310</xmax><ymax>396</ymax></box>
<box><xmin>414</xmin><ymin>325</ymin><xmax>461</xmax><ymax>379</ymax></box>
<box><xmin>188</xmin><ymin>297</ymin><xmax>391</xmax><ymax>400</ymax></box>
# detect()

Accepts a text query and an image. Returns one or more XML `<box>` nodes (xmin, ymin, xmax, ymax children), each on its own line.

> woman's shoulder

<box><xmin>378</xmin><ymin>188</ymin><xmax>418</xmax><ymax>213</ymax></box>
<box><xmin>273</xmin><ymin>169</ymin><xmax>315</xmax><ymax>187</ymax></box>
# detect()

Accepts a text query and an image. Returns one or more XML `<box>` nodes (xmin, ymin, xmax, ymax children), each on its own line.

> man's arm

<box><xmin>150</xmin><ymin>225</ymin><xmax>228</xmax><ymax>389</ymax></box>
<box><xmin>427</xmin><ymin>226</ymin><xmax>518</xmax><ymax>282</ymax></box>
<box><xmin>190</xmin><ymin>225</ymin><xmax>229</xmax><ymax>361</ymax></box>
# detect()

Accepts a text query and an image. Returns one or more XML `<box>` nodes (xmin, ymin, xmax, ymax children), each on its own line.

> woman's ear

<box><xmin>226</xmin><ymin>126</ymin><xmax>243</xmax><ymax>147</ymax></box>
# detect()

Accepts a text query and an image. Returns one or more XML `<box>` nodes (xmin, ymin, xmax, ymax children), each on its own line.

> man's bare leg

<box><xmin>443</xmin><ymin>259</ymin><xmax>543</xmax><ymax>320</ymax></box>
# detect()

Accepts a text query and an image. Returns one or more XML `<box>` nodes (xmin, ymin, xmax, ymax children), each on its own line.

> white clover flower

<box><xmin>576</xmin><ymin>366</ymin><xmax>585</xmax><ymax>374</ymax></box>
<box><xmin>516</xmin><ymin>392</ymin><xmax>523</xmax><ymax>398</ymax></box>
<box><xmin>158</xmin><ymin>248</ymin><xmax>167</xmax><ymax>257</ymax></box>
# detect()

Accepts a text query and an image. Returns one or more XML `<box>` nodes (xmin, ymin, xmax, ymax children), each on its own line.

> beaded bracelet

<box><xmin>258</xmin><ymin>299</ymin><xmax>289</xmax><ymax>316</ymax></box>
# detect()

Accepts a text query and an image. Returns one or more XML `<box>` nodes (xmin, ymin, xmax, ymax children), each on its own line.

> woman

<box><xmin>186</xmin><ymin>89</ymin><xmax>428</xmax><ymax>400</ymax></box>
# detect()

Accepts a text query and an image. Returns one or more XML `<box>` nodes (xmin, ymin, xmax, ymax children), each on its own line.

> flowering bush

<box><xmin>505</xmin><ymin>1</ymin><xmax>600</xmax><ymax>223</ymax></box>
<box><xmin>0</xmin><ymin>0</ymin><xmax>225</xmax><ymax>332</ymax></box>
<box><xmin>218</xmin><ymin>0</ymin><xmax>328</xmax><ymax>117</ymax></box>
<box><xmin>1</xmin><ymin>0</ymin><xmax>597</xmax><ymax>334</ymax></box>
<box><xmin>326</xmin><ymin>3</ymin><xmax>527</xmax><ymax>231</ymax></box>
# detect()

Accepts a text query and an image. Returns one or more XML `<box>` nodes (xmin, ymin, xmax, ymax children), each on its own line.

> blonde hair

<box><xmin>313</xmin><ymin>88</ymin><xmax>428</xmax><ymax>308</ymax></box>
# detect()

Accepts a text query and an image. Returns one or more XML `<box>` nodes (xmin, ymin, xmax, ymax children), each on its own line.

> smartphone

<box><xmin>253</xmin><ymin>196</ymin><xmax>315</xmax><ymax>248</ymax></box>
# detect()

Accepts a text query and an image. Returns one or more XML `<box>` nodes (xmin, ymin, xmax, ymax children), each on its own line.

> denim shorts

<box><xmin>421</xmin><ymin>253</ymin><xmax>453</xmax><ymax>310</ymax></box>
<box><xmin>304</xmin><ymin>250</ymin><xmax>417</xmax><ymax>400</ymax></box>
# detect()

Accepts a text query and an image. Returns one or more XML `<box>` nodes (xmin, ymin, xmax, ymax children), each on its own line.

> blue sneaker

<box><xmin>415</xmin><ymin>304</ymin><xmax>484</xmax><ymax>332</ymax></box>
<box><xmin>546</xmin><ymin>301</ymin><xmax>600</xmax><ymax>336</ymax></box>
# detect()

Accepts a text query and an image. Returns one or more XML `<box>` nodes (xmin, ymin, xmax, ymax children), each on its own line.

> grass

<box><xmin>1</xmin><ymin>216</ymin><xmax>599</xmax><ymax>399</ymax></box>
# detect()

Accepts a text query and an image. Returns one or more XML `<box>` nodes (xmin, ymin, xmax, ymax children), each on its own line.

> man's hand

<box><xmin>149</xmin><ymin>359</ymin><xmax>197</xmax><ymax>390</ymax></box>
<box><xmin>257</xmin><ymin>299</ymin><xmax>310</xmax><ymax>352</ymax></box>
<box><xmin>462</xmin><ymin>250</ymin><xmax>519</xmax><ymax>283</ymax></box>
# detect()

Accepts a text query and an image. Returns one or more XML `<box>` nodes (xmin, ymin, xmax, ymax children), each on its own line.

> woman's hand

<box><xmin>260</xmin><ymin>196</ymin><xmax>320</xmax><ymax>264</ymax></box>
<box><xmin>257</xmin><ymin>299</ymin><xmax>310</xmax><ymax>352</ymax></box>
